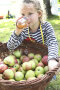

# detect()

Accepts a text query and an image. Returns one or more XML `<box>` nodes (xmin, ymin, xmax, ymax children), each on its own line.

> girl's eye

<box><xmin>22</xmin><ymin>14</ymin><xmax>25</xmax><ymax>16</ymax></box>
<box><xmin>28</xmin><ymin>13</ymin><xmax>33</xmax><ymax>15</ymax></box>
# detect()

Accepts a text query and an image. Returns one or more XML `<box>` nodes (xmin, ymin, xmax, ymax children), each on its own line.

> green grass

<box><xmin>0</xmin><ymin>19</ymin><xmax>16</xmax><ymax>42</ymax></box>
<box><xmin>0</xmin><ymin>16</ymin><xmax>60</xmax><ymax>90</ymax></box>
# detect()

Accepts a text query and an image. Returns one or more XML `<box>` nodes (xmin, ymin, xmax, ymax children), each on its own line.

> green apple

<box><xmin>25</xmin><ymin>70</ymin><xmax>35</xmax><ymax>80</ymax></box>
<box><xmin>9</xmin><ymin>79</ymin><xmax>15</xmax><ymax>81</ymax></box>
<box><xmin>27</xmin><ymin>77</ymin><xmax>36</xmax><ymax>81</ymax></box>
<box><xmin>35</xmin><ymin>66</ymin><xmax>44</xmax><ymax>77</ymax></box>
<box><xmin>4</xmin><ymin>55</ymin><xmax>15</xmax><ymax>66</ymax></box>
<box><xmin>44</xmin><ymin>66</ymin><xmax>49</xmax><ymax>73</ymax></box>
<box><xmin>15</xmin><ymin>71</ymin><xmax>24</xmax><ymax>81</ymax></box>
<box><xmin>13</xmin><ymin>50</ymin><xmax>21</xmax><ymax>58</ymax></box>
<box><xmin>3</xmin><ymin>69</ymin><xmax>14</xmax><ymax>80</ymax></box>
<box><xmin>28</xmin><ymin>53</ymin><xmax>34</xmax><ymax>59</ymax></box>
<box><xmin>34</xmin><ymin>54</ymin><xmax>42</xmax><ymax>62</ymax></box>
<box><xmin>29</xmin><ymin>60</ymin><xmax>36</xmax><ymax>70</ymax></box>
<box><xmin>32</xmin><ymin>59</ymin><xmax>38</xmax><ymax>66</ymax></box>
<box><xmin>18</xmin><ymin>67</ymin><xmax>26</xmax><ymax>74</ymax></box>
<box><xmin>22</xmin><ymin>62</ymin><xmax>32</xmax><ymax>71</ymax></box>
<box><xmin>13</xmin><ymin>64</ymin><xmax>20</xmax><ymax>71</ymax></box>
<box><xmin>37</xmin><ymin>74</ymin><xmax>44</xmax><ymax>78</ymax></box>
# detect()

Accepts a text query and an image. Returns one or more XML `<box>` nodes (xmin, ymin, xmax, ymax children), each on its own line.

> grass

<box><xmin>0</xmin><ymin>19</ymin><xmax>16</xmax><ymax>42</ymax></box>
<box><xmin>0</xmin><ymin>16</ymin><xmax>60</xmax><ymax>90</ymax></box>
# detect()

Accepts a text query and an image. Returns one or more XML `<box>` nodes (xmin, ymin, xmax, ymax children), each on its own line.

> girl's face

<box><xmin>21</xmin><ymin>3</ymin><xmax>41</xmax><ymax>30</ymax></box>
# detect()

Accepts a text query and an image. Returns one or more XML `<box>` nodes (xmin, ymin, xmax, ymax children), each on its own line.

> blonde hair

<box><xmin>17</xmin><ymin>0</ymin><xmax>47</xmax><ymax>23</ymax></box>
<box><xmin>23</xmin><ymin>0</ymin><xmax>47</xmax><ymax>23</ymax></box>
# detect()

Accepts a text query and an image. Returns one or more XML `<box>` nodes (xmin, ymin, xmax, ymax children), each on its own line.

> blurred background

<box><xmin>0</xmin><ymin>0</ymin><xmax>60</xmax><ymax>18</ymax></box>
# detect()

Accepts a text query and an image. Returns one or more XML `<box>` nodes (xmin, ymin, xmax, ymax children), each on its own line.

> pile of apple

<box><xmin>0</xmin><ymin>50</ymin><xmax>48</xmax><ymax>81</ymax></box>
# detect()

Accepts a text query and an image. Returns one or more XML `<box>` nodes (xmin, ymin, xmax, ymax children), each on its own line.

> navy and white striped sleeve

<box><xmin>7</xmin><ymin>31</ymin><xmax>25</xmax><ymax>50</ymax></box>
<box><xmin>45</xmin><ymin>22</ymin><xmax>58</xmax><ymax>60</ymax></box>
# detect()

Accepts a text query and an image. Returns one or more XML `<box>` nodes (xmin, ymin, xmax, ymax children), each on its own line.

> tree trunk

<box><xmin>43</xmin><ymin>0</ymin><xmax>52</xmax><ymax>16</ymax></box>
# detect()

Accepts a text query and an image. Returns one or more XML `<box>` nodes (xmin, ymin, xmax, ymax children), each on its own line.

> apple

<box><xmin>34</xmin><ymin>54</ymin><xmax>42</xmax><ymax>62</ymax></box>
<box><xmin>20</xmin><ymin>55</ymin><xmax>26</xmax><ymax>61</ymax></box>
<box><xmin>15</xmin><ymin>71</ymin><xmax>24</xmax><ymax>81</ymax></box>
<box><xmin>10</xmin><ymin>68</ymin><xmax>16</xmax><ymax>73</ymax></box>
<box><xmin>0</xmin><ymin>64</ymin><xmax>8</xmax><ymax>73</ymax></box>
<box><xmin>3</xmin><ymin>69</ymin><xmax>14</xmax><ymax>80</ymax></box>
<box><xmin>35</xmin><ymin>66</ymin><xmax>44</xmax><ymax>77</ymax></box>
<box><xmin>42</xmin><ymin>55</ymin><xmax>48</xmax><ymax>66</ymax></box>
<box><xmin>9</xmin><ymin>79</ymin><xmax>15</xmax><ymax>81</ymax></box>
<box><xmin>37</xmin><ymin>62</ymin><xmax>44</xmax><ymax>67</ymax></box>
<box><xmin>44</xmin><ymin>66</ymin><xmax>49</xmax><ymax>73</ymax></box>
<box><xmin>13</xmin><ymin>50</ymin><xmax>21</xmax><ymax>58</ymax></box>
<box><xmin>25</xmin><ymin>70</ymin><xmax>35</xmax><ymax>80</ymax></box>
<box><xmin>22</xmin><ymin>62</ymin><xmax>32</xmax><ymax>71</ymax></box>
<box><xmin>28</xmin><ymin>53</ymin><xmax>34</xmax><ymax>59</ymax></box>
<box><xmin>18</xmin><ymin>67</ymin><xmax>26</xmax><ymax>74</ymax></box>
<box><xmin>13</xmin><ymin>64</ymin><xmax>20</xmax><ymax>71</ymax></box>
<box><xmin>15</xmin><ymin>58</ymin><xmax>21</xmax><ymax>65</ymax></box>
<box><xmin>29</xmin><ymin>60</ymin><xmax>36</xmax><ymax>70</ymax></box>
<box><xmin>37</xmin><ymin>74</ymin><xmax>44</xmax><ymax>78</ymax></box>
<box><xmin>22</xmin><ymin>56</ymin><xmax>30</xmax><ymax>63</ymax></box>
<box><xmin>14</xmin><ymin>59</ymin><xmax>18</xmax><ymax>64</ymax></box>
<box><xmin>27</xmin><ymin>77</ymin><xmax>36</xmax><ymax>81</ymax></box>
<box><xmin>4</xmin><ymin>55</ymin><xmax>15</xmax><ymax>66</ymax></box>
<box><xmin>32</xmin><ymin>59</ymin><xmax>38</xmax><ymax>66</ymax></box>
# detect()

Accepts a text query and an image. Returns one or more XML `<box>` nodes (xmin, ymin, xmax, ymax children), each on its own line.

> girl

<box><xmin>7</xmin><ymin>0</ymin><xmax>58</xmax><ymax>70</ymax></box>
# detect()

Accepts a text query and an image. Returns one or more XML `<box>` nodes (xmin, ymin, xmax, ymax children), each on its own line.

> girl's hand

<box><xmin>48</xmin><ymin>59</ymin><xmax>58</xmax><ymax>71</ymax></box>
<box><xmin>15</xmin><ymin>27</ymin><xmax>23</xmax><ymax>36</ymax></box>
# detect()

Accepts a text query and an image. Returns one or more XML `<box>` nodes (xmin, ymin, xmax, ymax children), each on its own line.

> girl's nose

<box><xmin>26</xmin><ymin>17</ymin><xmax>31</xmax><ymax>24</ymax></box>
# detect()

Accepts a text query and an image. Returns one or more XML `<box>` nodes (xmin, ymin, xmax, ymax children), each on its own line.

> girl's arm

<box><xmin>45</xmin><ymin>22</ymin><xmax>58</xmax><ymax>70</ymax></box>
<box><xmin>7</xmin><ymin>27</ymin><xmax>25</xmax><ymax>50</ymax></box>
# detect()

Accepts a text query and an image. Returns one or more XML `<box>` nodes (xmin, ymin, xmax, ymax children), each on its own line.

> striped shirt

<box><xmin>7</xmin><ymin>21</ymin><xmax>58</xmax><ymax>60</ymax></box>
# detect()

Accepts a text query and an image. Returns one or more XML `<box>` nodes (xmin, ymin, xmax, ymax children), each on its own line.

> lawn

<box><xmin>0</xmin><ymin>16</ymin><xmax>60</xmax><ymax>90</ymax></box>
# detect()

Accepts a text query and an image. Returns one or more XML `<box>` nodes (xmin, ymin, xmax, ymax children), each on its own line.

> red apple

<box><xmin>37</xmin><ymin>74</ymin><xmax>44</xmax><ymax>78</ymax></box>
<box><xmin>14</xmin><ymin>59</ymin><xmax>18</xmax><ymax>64</ymax></box>
<box><xmin>42</xmin><ymin>55</ymin><xmax>48</xmax><ymax>66</ymax></box>
<box><xmin>37</xmin><ymin>62</ymin><xmax>44</xmax><ymax>67</ymax></box>
<box><xmin>22</xmin><ymin>62</ymin><xmax>32</xmax><ymax>70</ymax></box>
<box><xmin>10</xmin><ymin>68</ymin><xmax>16</xmax><ymax>73</ymax></box>
<box><xmin>22</xmin><ymin>56</ymin><xmax>30</xmax><ymax>63</ymax></box>
<box><xmin>0</xmin><ymin>64</ymin><xmax>8</xmax><ymax>73</ymax></box>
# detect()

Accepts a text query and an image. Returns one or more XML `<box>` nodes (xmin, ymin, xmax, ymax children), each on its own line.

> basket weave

<box><xmin>0</xmin><ymin>40</ymin><xmax>60</xmax><ymax>90</ymax></box>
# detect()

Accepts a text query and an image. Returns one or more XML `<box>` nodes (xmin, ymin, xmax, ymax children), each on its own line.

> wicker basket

<box><xmin>0</xmin><ymin>40</ymin><xmax>60</xmax><ymax>90</ymax></box>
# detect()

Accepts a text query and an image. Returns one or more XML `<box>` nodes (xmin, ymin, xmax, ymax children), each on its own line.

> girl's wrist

<box><xmin>15</xmin><ymin>28</ymin><xmax>22</xmax><ymax>36</ymax></box>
